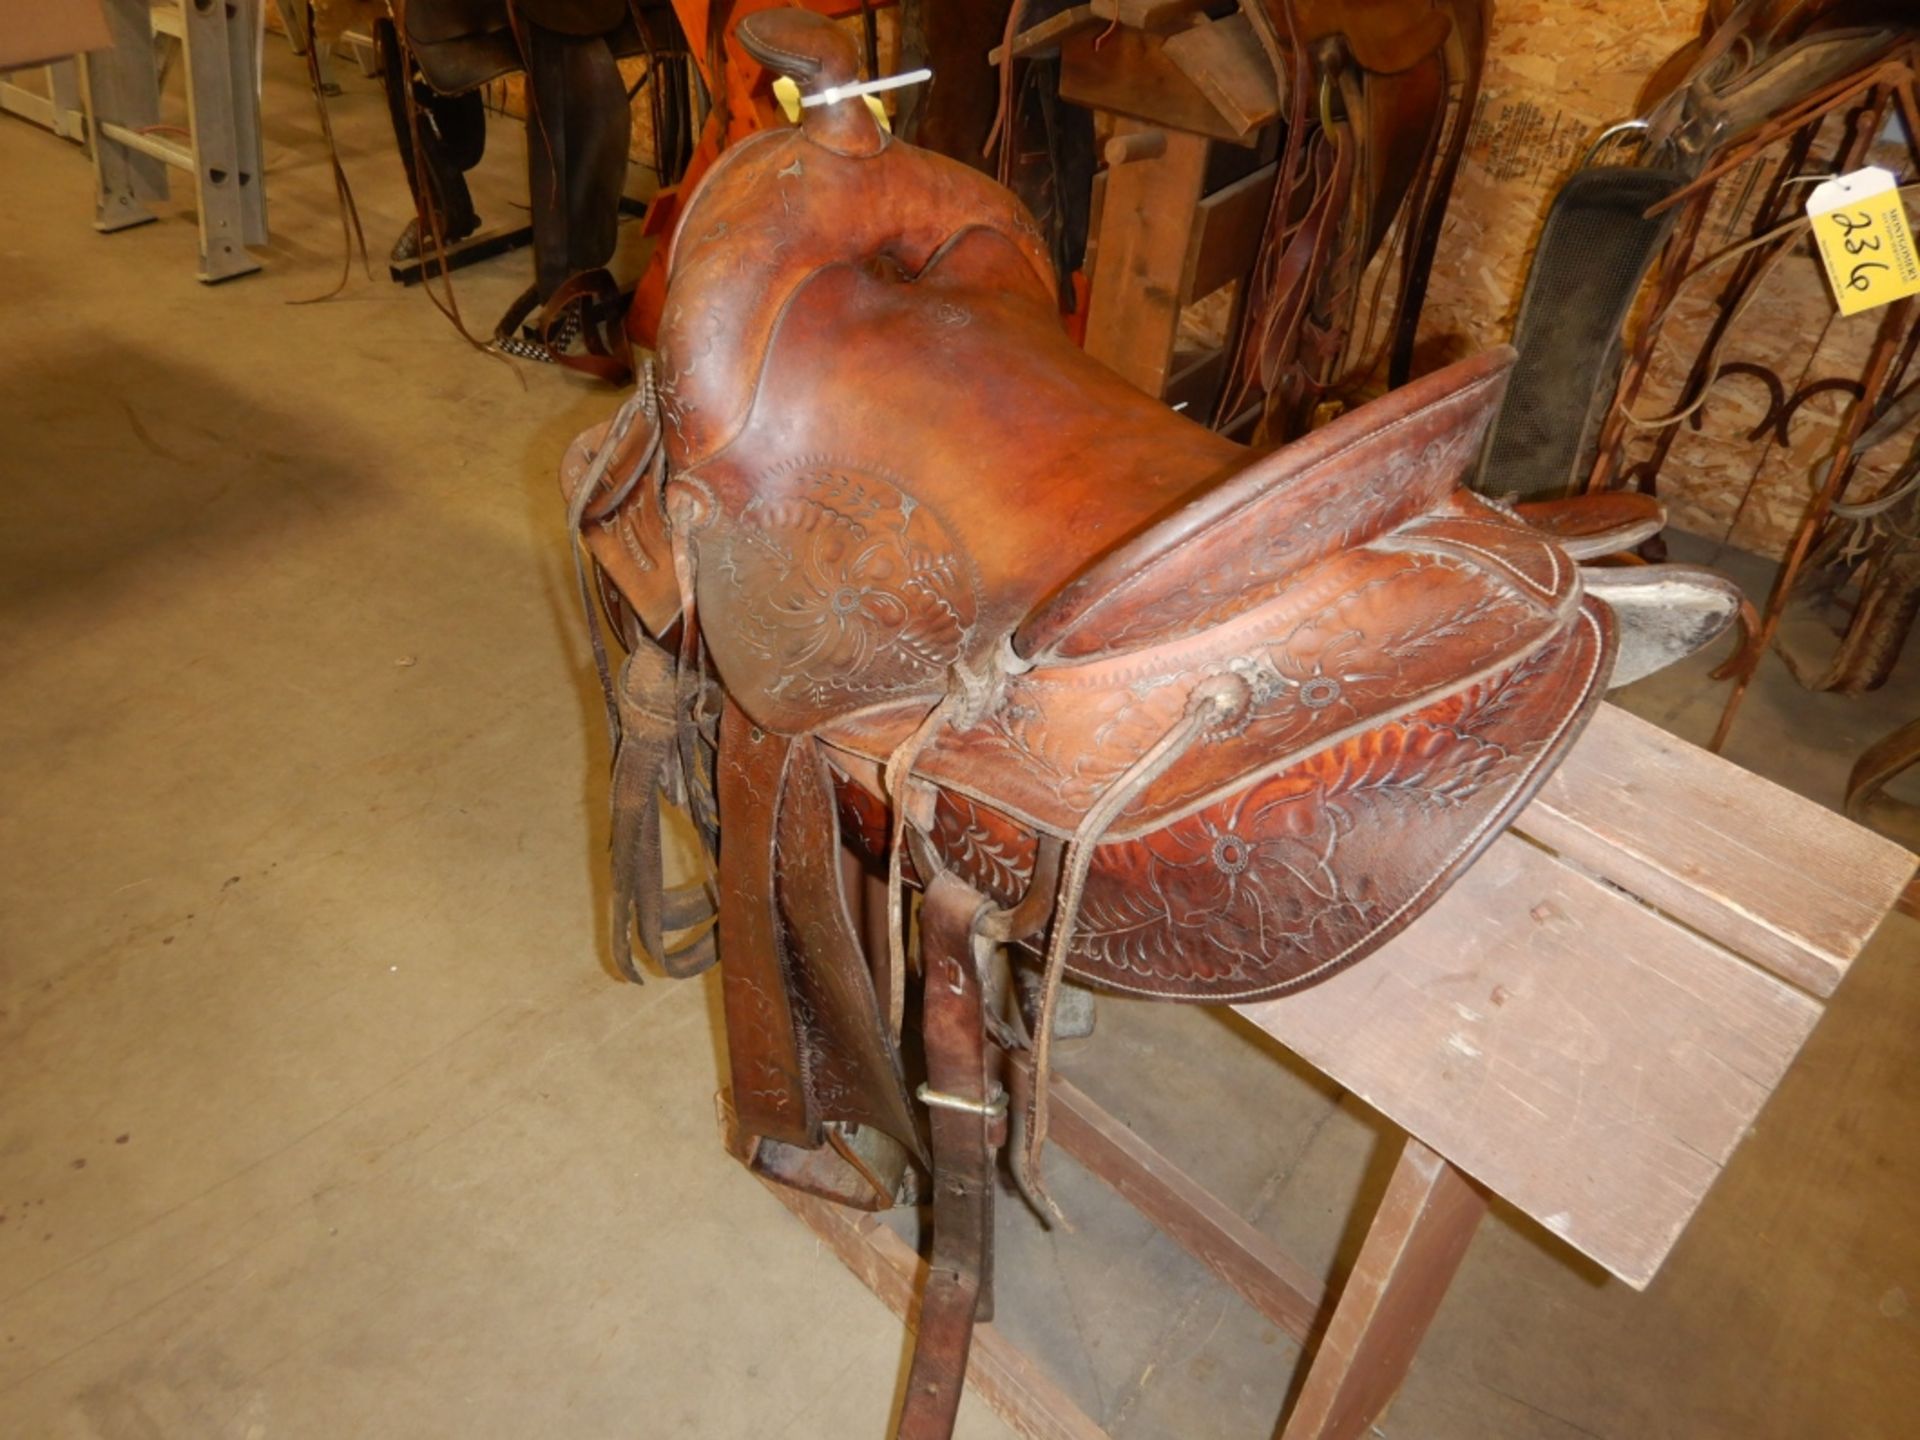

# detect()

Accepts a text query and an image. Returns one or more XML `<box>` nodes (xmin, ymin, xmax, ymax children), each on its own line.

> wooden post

<box><xmin>1103</xmin><ymin>129</ymin><xmax>1168</xmax><ymax>166</ymax></box>
<box><xmin>1279</xmin><ymin>1138</ymin><xmax>1488</xmax><ymax>1440</ymax></box>
<box><xmin>1083</xmin><ymin>122</ymin><xmax>1210</xmax><ymax>397</ymax></box>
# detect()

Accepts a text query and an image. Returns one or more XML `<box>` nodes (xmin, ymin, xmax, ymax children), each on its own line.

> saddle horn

<box><xmin>735</xmin><ymin>7</ymin><xmax>886</xmax><ymax>157</ymax></box>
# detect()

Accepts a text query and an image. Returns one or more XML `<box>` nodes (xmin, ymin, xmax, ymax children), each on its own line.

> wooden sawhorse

<box><xmin>741</xmin><ymin>703</ymin><xmax>1914</xmax><ymax>1438</ymax></box>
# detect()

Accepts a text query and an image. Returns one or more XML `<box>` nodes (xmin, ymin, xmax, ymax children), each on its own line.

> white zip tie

<box><xmin>801</xmin><ymin>67</ymin><xmax>933</xmax><ymax>109</ymax></box>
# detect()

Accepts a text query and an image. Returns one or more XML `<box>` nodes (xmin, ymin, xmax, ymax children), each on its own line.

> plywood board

<box><xmin>1525</xmin><ymin>704</ymin><xmax>1916</xmax><ymax>997</ymax></box>
<box><xmin>1234</xmin><ymin>832</ymin><xmax>1824</xmax><ymax>1290</ymax></box>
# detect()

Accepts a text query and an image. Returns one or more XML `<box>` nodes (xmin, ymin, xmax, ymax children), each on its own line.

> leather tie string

<box><xmin>1012</xmin><ymin>672</ymin><xmax>1252</xmax><ymax>1225</ymax></box>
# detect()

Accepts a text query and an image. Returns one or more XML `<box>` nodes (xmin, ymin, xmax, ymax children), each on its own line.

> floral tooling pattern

<box><xmin>716</xmin><ymin>467</ymin><xmax>976</xmax><ymax>727</ymax></box>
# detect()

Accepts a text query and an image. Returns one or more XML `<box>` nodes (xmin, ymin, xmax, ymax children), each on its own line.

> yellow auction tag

<box><xmin>772</xmin><ymin>75</ymin><xmax>803</xmax><ymax>124</ymax></box>
<box><xmin>1805</xmin><ymin>167</ymin><xmax>1920</xmax><ymax>316</ymax></box>
<box><xmin>770</xmin><ymin>75</ymin><xmax>891</xmax><ymax>131</ymax></box>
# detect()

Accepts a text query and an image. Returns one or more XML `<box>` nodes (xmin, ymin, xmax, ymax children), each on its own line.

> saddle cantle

<box><xmin>558</xmin><ymin>11</ymin><xmax>1737</xmax><ymax>1436</ymax></box>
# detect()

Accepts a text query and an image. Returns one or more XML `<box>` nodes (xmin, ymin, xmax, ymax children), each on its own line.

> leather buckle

<box><xmin>915</xmin><ymin>1083</ymin><xmax>1008</xmax><ymax>1120</ymax></box>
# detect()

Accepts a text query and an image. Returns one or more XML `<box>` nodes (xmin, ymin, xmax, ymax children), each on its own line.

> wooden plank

<box><xmin>988</xmin><ymin>4</ymin><xmax>1100</xmax><ymax>66</ymax></box>
<box><xmin>1060</xmin><ymin>28</ymin><xmax>1253</xmax><ymax>143</ymax></box>
<box><xmin>1279</xmin><ymin>1140</ymin><xmax>1488</xmax><ymax>1440</ymax></box>
<box><xmin>758</xmin><ymin>1178</ymin><xmax>1113</xmax><ymax>1440</ymax></box>
<box><xmin>1084</xmin><ymin>170</ymin><xmax>1106</xmax><ymax>276</ymax></box>
<box><xmin>1234</xmin><ymin>832</ymin><xmax>1825</xmax><ymax>1289</ymax></box>
<box><xmin>1015</xmin><ymin>1063</ymin><xmax>1326</xmax><ymax>1341</ymax></box>
<box><xmin>1517</xmin><ymin>705</ymin><xmax>1916</xmax><ymax>998</ymax></box>
<box><xmin>1162</xmin><ymin>12</ymin><xmax>1281</xmax><ymax>136</ymax></box>
<box><xmin>1181</xmin><ymin>162</ymin><xmax>1278</xmax><ymax>300</ymax></box>
<box><xmin>1083</xmin><ymin>123</ymin><xmax>1209</xmax><ymax>397</ymax></box>
<box><xmin>1219</xmin><ymin>400</ymin><xmax>1264</xmax><ymax>441</ymax></box>
<box><xmin>1091</xmin><ymin>0</ymin><xmax>1216</xmax><ymax>30</ymax></box>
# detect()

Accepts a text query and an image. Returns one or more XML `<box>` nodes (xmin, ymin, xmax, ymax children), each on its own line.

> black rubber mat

<box><xmin>1475</xmin><ymin>165</ymin><xmax>1687</xmax><ymax>501</ymax></box>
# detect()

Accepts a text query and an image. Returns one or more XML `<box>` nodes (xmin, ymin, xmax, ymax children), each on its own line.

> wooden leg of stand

<box><xmin>1280</xmin><ymin>1136</ymin><xmax>1487</xmax><ymax>1440</ymax></box>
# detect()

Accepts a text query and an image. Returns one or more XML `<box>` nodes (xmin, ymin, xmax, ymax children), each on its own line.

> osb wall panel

<box><xmin>1414</xmin><ymin>0</ymin><xmax>1698</xmax><ymax>365</ymax></box>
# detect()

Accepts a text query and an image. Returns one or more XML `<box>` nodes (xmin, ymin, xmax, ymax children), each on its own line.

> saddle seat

<box><xmin>654</xmin><ymin>124</ymin><xmax>1241</xmax><ymax>735</ymax></box>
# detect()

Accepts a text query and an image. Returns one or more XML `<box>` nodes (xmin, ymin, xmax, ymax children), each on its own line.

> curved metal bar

<box><xmin>1582</xmin><ymin>117</ymin><xmax>1650</xmax><ymax>168</ymax></box>
<box><xmin>1688</xmin><ymin>360</ymin><xmax>1788</xmax><ymax>440</ymax></box>
<box><xmin>1780</xmin><ymin>376</ymin><xmax>1868</xmax><ymax>435</ymax></box>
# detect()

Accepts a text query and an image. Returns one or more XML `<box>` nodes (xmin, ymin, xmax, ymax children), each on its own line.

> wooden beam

<box><xmin>1163</xmin><ymin>12</ymin><xmax>1282</xmax><ymax>136</ymax></box>
<box><xmin>758</xmin><ymin>1177</ymin><xmax>1113</xmax><ymax>1440</ymax></box>
<box><xmin>988</xmin><ymin>4</ymin><xmax>1100</xmax><ymax>66</ymax></box>
<box><xmin>1181</xmin><ymin>161</ymin><xmax>1278</xmax><ymax>300</ymax></box>
<box><xmin>1163</xmin><ymin>346</ymin><xmax>1231</xmax><ymax>419</ymax></box>
<box><xmin>1279</xmin><ymin>1139</ymin><xmax>1488</xmax><ymax>1440</ymax></box>
<box><xmin>723</xmin><ymin>1093</ymin><xmax>1108</xmax><ymax>1438</ymax></box>
<box><xmin>1083</xmin><ymin>123</ymin><xmax>1210</xmax><ymax>396</ymax></box>
<box><xmin>1520</xmin><ymin>704</ymin><xmax>1915</xmax><ymax>998</ymax></box>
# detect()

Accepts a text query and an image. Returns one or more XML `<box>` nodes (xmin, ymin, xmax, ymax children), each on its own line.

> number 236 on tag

<box><xmin>1805</xmin><ymin>167</ymin><xmax>1920</xmax><ymax>317</ymax></box>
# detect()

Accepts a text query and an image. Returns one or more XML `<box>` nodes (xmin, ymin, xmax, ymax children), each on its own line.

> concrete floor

<box><xmin>3</xmin><ymin>48</ymin><xmax>1917</xmax><ymax>1440</ymax></box>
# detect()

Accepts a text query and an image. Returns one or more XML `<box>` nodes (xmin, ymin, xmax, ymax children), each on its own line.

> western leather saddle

<box><xmin>395</xmin><ymin>0</ymin><xmax>691</xmax><ymax>375</ymax></box>
<box><xmin>559</xmin><ymin>11</ymin><xmax>1739</xmax><ymax>1435</ymax></box>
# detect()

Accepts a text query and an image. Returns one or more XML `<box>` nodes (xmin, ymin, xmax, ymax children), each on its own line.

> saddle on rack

<box><xmin>557</xmin><ymin>11</ymin><xmax>1741</xmax><ymax>1437</ymax></box>
<box><xmin>396</xmin><ymin>0</ymin><xmax>693</xmax><ymax>376</ymax></box>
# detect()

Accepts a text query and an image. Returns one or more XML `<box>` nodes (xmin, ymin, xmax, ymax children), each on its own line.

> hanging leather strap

<box><xmin>609</xmin><ymin>641</ymin><xmax>717</xmax><ymax>980</ymax></box>
<box><xmin>565</xmin><ymin>385</ymin><xmax>657</xmax><ymax>743</ymax></box>
<box><xmin>895</xmin><ymin>872</ymin><xmax>1003</xmax><ymax>1440</ymax></box>
<box><xmin>717</xmin><ymin>701</ymin><xmax>815</xmax><ymax>1150</ymax></box>
<box><xmin>496</xmin><ymin>268</ymin><xmax>636</xmax><ymax>385</ymax></box>
<box><xmin>565</xmin><ymin>382</ymin><xmax>716</xmax><ymax>980</ymax></box>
